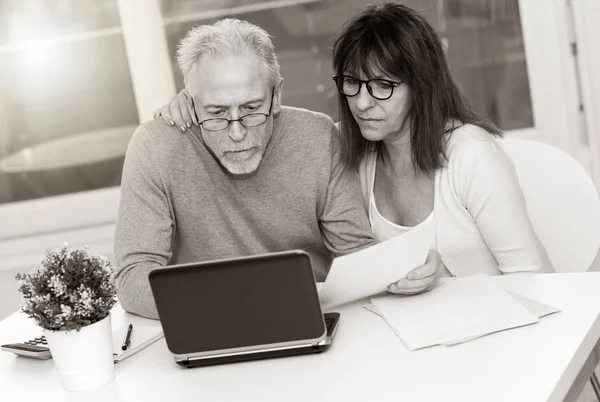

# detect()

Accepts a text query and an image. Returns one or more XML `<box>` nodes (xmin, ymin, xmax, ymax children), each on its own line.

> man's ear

<box><xmin>272</xmin><ymin>77</ymin><xmax>284</xmax><ymax>114</ymax></box>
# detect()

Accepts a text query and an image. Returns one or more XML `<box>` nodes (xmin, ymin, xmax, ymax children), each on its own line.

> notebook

<box><xmin>112</xmin><ymin>324</ymin><xmax>164</xmax><ymax>362</ymax></box>
<box><xmin>366</xmin><ymin>274</ymin><xmax>550</xmax><ymax>350</ymax></box>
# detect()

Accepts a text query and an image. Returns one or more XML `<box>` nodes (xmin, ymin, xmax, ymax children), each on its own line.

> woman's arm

<box><xmin>452</xmin><ymin>135</ymin><xmax>554</xmax><ymax>274</ymax></box>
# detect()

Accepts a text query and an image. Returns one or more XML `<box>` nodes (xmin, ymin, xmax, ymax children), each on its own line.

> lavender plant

<box><xmin>15</xmin><ymin>243</ymin><xmax>117</xmax><ymax>332</ymax></box>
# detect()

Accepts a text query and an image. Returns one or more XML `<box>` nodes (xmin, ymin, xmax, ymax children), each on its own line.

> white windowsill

<box><xmin>0</xmin><ymin>186</ymin><xmax>121</xmax><ymax>241</ymax></box>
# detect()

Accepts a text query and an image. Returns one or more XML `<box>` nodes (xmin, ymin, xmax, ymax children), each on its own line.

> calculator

<box><xmin>1</xmin><ymin>336</ymin><xmax>52</xmax><ymax>360</ymax></box>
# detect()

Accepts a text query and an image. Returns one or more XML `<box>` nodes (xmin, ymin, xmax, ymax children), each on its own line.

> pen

<box><xmin>121</xmin><ymin>323</ymin><xmax>133</xmax><ymax>351</ymax></box>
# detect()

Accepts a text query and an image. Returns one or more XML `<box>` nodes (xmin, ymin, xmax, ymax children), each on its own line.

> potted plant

<box><xmin>15</xmin><ymin>243</ymin><xmax>118</xmax><ymax>392</ymax></box>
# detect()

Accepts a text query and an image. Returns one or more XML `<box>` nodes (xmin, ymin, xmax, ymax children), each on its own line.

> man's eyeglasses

<box><xmin>192</xmin><ymin>89</ymin><xmax>275</xmax><ymax>132</ymax></box>
<box><xmin>332</xmin><ymin>75</ymin><xmax>401</xmax><ymax>101</ymax></box>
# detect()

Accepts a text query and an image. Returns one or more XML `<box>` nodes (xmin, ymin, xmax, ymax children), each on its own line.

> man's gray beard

<box><xmin>221</xmin><ymin>153</ymin><xmax>262</xmax><ymax>175</ymax></box>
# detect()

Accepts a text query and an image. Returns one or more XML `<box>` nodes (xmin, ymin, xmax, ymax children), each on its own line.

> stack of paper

<box><xmin>365</xmin><ymin>275</ymin><xmax>560</xmax><ymax>350</ymax></box>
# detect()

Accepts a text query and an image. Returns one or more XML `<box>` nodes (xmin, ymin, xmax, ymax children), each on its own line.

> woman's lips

<box><xmin>358</xmin><ymin>117</ymin><xmax>382</xmax><ymax>124</ymax></box>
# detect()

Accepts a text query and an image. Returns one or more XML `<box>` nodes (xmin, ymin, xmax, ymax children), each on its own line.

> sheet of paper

<box><xmin>505</xmin><ymin>291</ymin><xmax>561</xmax><ymax>319</ymax></box>
<box><xmin>319</xmin><ymin>222</ymin><xmax>434</xmax><ymax>310</ymax></box>
<box><xmin>364</xmin><ymin>285</ymin><xmax>561</xmax><ymax>347</ymax></box>
<box><xmin>441</xmin><ymin>291</ymin><xmax>561</xmax><ymax>346</ymax></box>
<box><xmin>364</xmin><ymin>288</ymin><xmax>561</xmax><ymax>321</ymax></box>
<box><xmin>369</xmin><ymin>274</ymin><xmax>540</xmax><ymax>350</ymax></box>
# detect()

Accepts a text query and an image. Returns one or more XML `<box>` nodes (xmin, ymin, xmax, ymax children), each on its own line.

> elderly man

<box><xmin>114</xmin><ymin>18</ymin><xmax>440</xmax><ymax>319</ymax></box>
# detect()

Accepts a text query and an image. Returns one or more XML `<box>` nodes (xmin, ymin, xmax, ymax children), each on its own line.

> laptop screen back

<box><xmin>149</xmin><ymin>251</ymin><xmax>325</xmax><ymax>355</ymax></box>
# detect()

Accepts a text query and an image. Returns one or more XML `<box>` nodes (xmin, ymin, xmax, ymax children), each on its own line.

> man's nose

<box><xmin>227</xmin><ymin>120</ymin><xmax>247</xmax><ymax>142</ymax></box>
<box><xmin>355</xmin><ymin>84</ymin><xmax>375</xmax><ymax>111</ymax></box>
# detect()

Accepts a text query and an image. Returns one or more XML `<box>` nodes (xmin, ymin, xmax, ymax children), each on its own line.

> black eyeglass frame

<box><xmin>192</xmin><ymin>88</ymin><xmax>275</xmax><ymax>131</ymax></box>
<box><xmin>332</xmin><ymin>74</ymin><xmax>401</xmax><ymax>101</ymax></box>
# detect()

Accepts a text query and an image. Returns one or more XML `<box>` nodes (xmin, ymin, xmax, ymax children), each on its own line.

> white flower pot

<box><xmin>44</xmin><ymin>314</ymin><xmax>115</xmax><ymax>392</ymax></box>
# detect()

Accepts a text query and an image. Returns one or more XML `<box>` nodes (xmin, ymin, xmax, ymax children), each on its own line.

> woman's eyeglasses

<box><xmin>332</xmin><ymin>75</ymin><xmax>400</xmax><ymax>101</ymax></box>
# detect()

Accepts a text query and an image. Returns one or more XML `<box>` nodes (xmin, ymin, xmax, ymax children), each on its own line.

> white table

<box><xmin>1</xmin><ymin>272</ymin><xmax>600</xmax><ymax>402</ymax></box>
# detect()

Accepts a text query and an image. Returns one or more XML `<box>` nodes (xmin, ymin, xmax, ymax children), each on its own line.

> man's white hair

<box><xmin>177</xmin><ymin>18</ymin><xmax>281</xmax><ymax>89</ymax></box>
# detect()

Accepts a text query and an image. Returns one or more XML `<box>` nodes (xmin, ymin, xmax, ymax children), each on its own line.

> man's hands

<box><xmin>387</xmin><ymin>250</ymin><xmax>449</xmax><ymax>295</ymax></box>
<box><xmin>153</xmin><ymin>89</ymin><xmax>197</xmax><ymax>132</ymax></box>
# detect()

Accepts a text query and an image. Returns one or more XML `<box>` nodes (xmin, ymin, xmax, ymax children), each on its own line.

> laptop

<box><xmin>148</xmin><ymin>250</ymin><xmax>340</xmax><ymax>368</ymax></box>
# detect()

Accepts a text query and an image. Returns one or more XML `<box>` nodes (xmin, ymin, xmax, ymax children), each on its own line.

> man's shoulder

<box><xmin>280</xmin><ymin>105</ymin><xmax>335</xmax><ymax>131</ymax></box>
<box><xmin>126</xmin><ymin>118</ymin><xmax>189</xmax><ymax>159</ymax></box>
<box><xmin>132</xmin><ymin>118</ymin><xmax>184</xmax><ymax>145</ymax></box>
<box><xmin>278</xmin><ymin>106</ymin><xmax>337</xmax><ymax>150</ymax></box>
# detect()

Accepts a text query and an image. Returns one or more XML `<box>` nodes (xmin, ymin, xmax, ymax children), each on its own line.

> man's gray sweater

<box><xmin>113</xmin><ymin>106</ymin><xmax>376</xmax><ymax>319</ymax></box>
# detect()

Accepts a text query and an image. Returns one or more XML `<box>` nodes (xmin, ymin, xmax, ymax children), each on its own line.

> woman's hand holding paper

<box><xmin>387</xmin><ymin>250</ymin><xmax>449</xmax><ymax>295</ymax></box>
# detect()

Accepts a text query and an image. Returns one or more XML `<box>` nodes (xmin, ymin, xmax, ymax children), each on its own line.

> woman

<box><xmin>155</xmin><ymin>3</ymin><xmax>552</xmax><ymax>281</ymax></box>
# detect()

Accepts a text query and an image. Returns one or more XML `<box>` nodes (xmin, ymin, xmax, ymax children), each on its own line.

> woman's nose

<box><xmin>354</xmin><ymin>84</ymin><xmax>375</xmax><ymax>111</ymax></box>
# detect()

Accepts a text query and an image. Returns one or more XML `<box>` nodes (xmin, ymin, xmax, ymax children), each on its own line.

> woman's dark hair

<box><xmin>332</xmin><ymin>3</ymin><xmax>502</xmax><ymax>174</ymax></box>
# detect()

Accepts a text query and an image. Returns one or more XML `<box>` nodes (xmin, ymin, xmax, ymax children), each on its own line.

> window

<box><xmin>0</xmin><ymin>0</ymin><xmax>138</xmax><ymax>207</ymax></box>
<box><xmin>160</xmin><ymin>0</ymin><xmax>533</xmax><ymax>129</ymax></box>
<box><xmin>0</xmin><ymin>0</ymin><xmax>580</xmax><ymax>261</ymax></box>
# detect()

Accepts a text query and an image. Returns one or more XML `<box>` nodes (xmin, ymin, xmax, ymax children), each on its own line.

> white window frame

<box><xmin>508</xmin><ymin>1</ymin><xmax>581</xmax><ymax>148</ymax></box>
<box><xmin>570</xmin><ymin>0</ymin><xmax>600</xmax><ymax>190</ymax></box>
